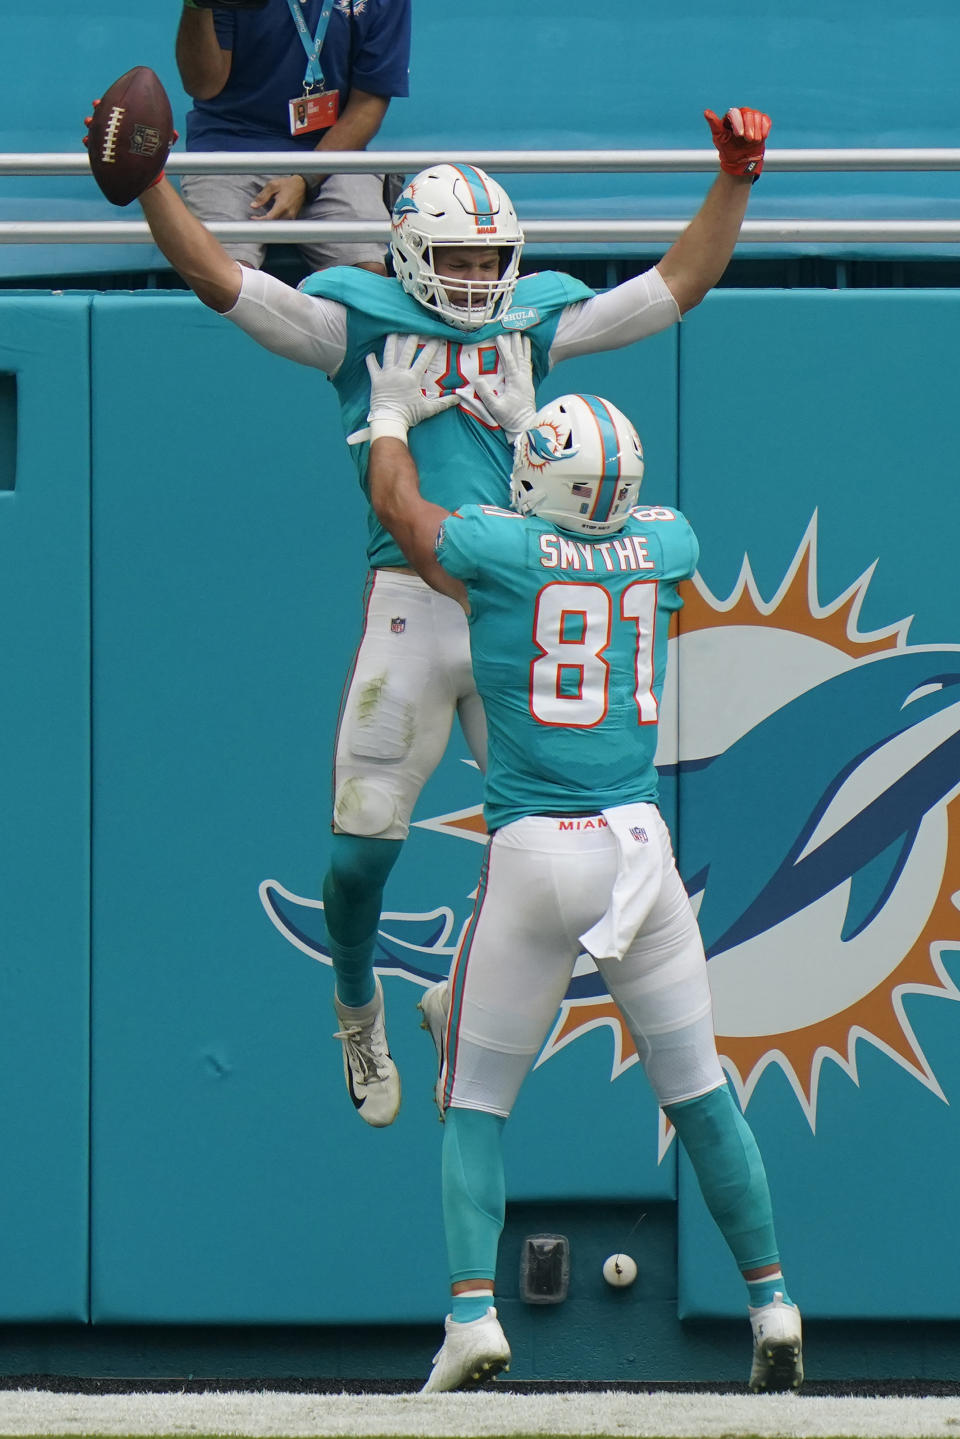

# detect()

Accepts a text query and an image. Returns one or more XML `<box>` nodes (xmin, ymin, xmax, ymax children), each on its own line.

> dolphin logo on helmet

<box><xmin>390</xmin><ymin>193</ymin><xmax>420</xmax><ymax>227</ymax></box>
<box><xmin>511</xmin><ymin>394</ymin><xmax>645</xmax><ymax>538</ymax></box>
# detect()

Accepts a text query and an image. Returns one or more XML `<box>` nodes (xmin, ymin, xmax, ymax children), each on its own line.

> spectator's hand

<box><xmin>251</xmin><ymin>174</ymin><xmax>309</xmax><ymax>220</ymax></box>
<box><xmin>704</xmin><ymin>107</ymin><xmax>771</xmax><ymax>180</ymax></box>
<box><xmin>358</xmin><ymin>335</ymin><xmax>461</xmax><ymax>443</ymax></box>
<box><xmin>472</xmin><ymin>333</ymin><xmax>538</xmax><ymax>442</ymax></box>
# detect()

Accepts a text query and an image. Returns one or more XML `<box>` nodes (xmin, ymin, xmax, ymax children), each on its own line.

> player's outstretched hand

<box><xmin>704</xmin><ymin>107</ymin><xmax>771</xmax><ymax>181</ymax></box>
<box><xmin>472</xmin><ymin>333</ymin><xmax>538</xmax><ymax>443</ymax></box>
<box><xmin>360</xmin><ymin>334</ymin><xmax>460</xmax><ymax>444</ymax></box>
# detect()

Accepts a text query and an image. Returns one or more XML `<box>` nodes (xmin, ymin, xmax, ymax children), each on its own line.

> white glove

<box><xmin>472</xmin><ymin>332</ymin><xmax>538</xmax><ymax>442</ymax></box>
<box><xmin>347</xmin><ymin>333</ymin><xmax>460</xmax><ymax>445</ymax></box>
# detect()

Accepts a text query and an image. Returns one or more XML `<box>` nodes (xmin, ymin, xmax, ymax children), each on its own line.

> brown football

<box><xmin>86</xmin><ymin>67</ymin><xmax>175</xmax><ymax>207</ymax></box>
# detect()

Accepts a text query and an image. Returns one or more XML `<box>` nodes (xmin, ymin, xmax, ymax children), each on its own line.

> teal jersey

<box><xmin>299</xmin><ymin>268</ymin><xmax>594</xmax><ymax>568</ymax></box>
<box><xmin>436</xmin><ymin>504</ymin><xmax>699</xmax><ymax>831</ymax></box>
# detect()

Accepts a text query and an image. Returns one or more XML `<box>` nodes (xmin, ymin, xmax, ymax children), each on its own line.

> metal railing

<box><xmin>2</xmin><ymin>149</ymin><xmax>960</xmax><ymax>245</ymax></box>
<box><xmin>5</xmin><ymin>148</ymin><xmax>960</xmax><ymax>174</ymax></box>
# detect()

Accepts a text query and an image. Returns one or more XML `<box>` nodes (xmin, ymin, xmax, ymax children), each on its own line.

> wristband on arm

<box><xmin>368</xmin><ymin>417</ymin><xmax>410</xmax><ymax>444</ymax></box>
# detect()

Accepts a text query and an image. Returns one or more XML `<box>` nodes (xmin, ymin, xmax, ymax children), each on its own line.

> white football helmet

<box><xmin>510</xmin><ymin>394</ymin><xmax>645</xmax><ymax>537</ymax></box>
<box><xmin>389</xmin><ymin>163</ymin><xmax>524</xmax><ymax>331</ymax></box>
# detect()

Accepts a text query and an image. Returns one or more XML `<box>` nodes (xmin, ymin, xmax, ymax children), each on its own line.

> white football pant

<box><xmin>443</xmin><ymin>808</ymin><xmax>725</xmax><ymax>1117</ymax></box>
<box><xmin>332</xmin><ymin>571</ymin><xmax>486</xmax><ymax>840</ymax></box>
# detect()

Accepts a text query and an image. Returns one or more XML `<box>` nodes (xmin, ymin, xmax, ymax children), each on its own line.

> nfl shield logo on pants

<box><xmin>390</xmin><ymin>616</ymin><xmax>406</xmax><ymax>634</ymax></box>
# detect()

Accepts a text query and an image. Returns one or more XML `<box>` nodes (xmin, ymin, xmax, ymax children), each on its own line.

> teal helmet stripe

<box><xmin>451</xmin><ymin>164</ymin><xmax>496</xmax><ymax>230</ymax></box>
<box><xmin>580</xmin><ymin>394</ymin><xmax>622</xmax><ymax>521</ymax></box>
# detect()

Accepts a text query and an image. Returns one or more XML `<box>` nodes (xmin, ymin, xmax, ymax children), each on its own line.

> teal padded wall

<box><xmin>0</xmin><ymin>295</ymin><xmax>91</xmax><ymax>1319</ymax></box>
<box><xmin>673</xmin><ymin>291</ymin><xmax>960</xmax><ymax>1318</ymax></box>
<box><xmin>8</xmin><ymin>284</ymin><xmax>960</xmax><ymax>1343</ymax></box>
<box><xmin>88</xmin><ymin>293</ymin><xmax>446</xmax><ymax>1322</ymax></box>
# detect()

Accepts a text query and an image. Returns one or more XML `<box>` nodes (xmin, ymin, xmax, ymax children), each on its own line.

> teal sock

<box><xmin>747</xmin><ymin>1272</ymin><xmax>794</xmax><ymax>1309</ymax></box>
<box><xmin>451</xmin><ymin>1289</ymin><xmax>493</xmax><ymax>1323</ymax></box>
<box><xmin>329</xmin><ymin>937</ymin><xmax>378</xmax><ymax>1010</ymax></box>
<box><xmin>322</xmin><ymin>834</ymin><xmax>402</xmax><ymax>1007</ymax></box>
<box><xmin>441</xmin><ymin>1107</ymin><xmax>506</xmax><ymax>1284</ymax></box>
<box><xmin>664</xmin><ymin>1084</ymin><xmax>780</xmax><ymax>1271</ymax></box>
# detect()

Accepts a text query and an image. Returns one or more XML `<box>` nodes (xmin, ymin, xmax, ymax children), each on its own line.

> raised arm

<box><xmin>139</xmin><ymin>178</ymin><xmax>244</xmax><ymax>313</ymax></box>
<box><xmin>549</xmin><ymin>105</ymin><xmax>772</xmax><ymax>361</ymax></box>
<box><xmin>89</xmin><ymin>110</ymin><xmax>343</xmax><ymax>359</ymax></box>
<box><xmin>85</xmin><ymin>70</ymin><xmax>243</xmax><ymax>313</ymax></box>
<box><xmin>656</xmin><ymin>106</ymin><xmax>771</xmax><ymax>314</ymax></box>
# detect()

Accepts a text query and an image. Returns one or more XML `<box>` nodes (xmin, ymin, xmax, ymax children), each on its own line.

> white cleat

<box><xmin>332</xmin><ymin>975</ymin><xmax>401</xmax><ymax>1127</ymax></box>
<box><xmin>421</xmin><ymin>1307</ymin><xmax>511</xmax><ymax>1393</ymax></box>
<box><xmin>417</xmin><ymin>979</ymin><xmax>449</xmax><ymax>1120</ymax></box>
<box><xmin>748</xmin><ymin>1292</ymin><xmax>804</xmax><ymax>1392</ymax></box>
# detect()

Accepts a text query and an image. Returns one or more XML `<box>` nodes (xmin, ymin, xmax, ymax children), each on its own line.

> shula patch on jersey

<box><xmin>500</xmin><ymin>307</ymin><xmax>541</xmax><ymax>331</ymax></box>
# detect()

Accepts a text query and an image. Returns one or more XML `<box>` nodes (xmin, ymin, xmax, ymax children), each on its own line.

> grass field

<box><xmin>1</xmin><ymin>1389</ymin><xmax>960</xmax><ymax>1439</ymax></box>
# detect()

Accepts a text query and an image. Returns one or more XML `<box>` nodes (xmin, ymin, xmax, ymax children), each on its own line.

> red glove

<box><xmin>704</xmin><ymin>107</ymin><xmax>771</xmax><ymax>181</ymax></box>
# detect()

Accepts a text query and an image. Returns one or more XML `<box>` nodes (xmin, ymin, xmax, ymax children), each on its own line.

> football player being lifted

<box><xmin>86</xmin><ymin>75</ymin><xmax>771</xmax><ymax>1130</ymax></box>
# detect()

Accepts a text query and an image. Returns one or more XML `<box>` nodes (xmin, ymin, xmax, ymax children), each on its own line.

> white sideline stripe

<box><xmin>0</xmin><ymin>1390</ymin><xmax>959</xmax><ymax>1438</ymax></box>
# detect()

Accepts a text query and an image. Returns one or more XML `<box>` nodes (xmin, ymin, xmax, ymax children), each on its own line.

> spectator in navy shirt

<box><xmin>176</xmin><ymin>0</ymin><xmax>411</xmax><ymax>274</ymax></box>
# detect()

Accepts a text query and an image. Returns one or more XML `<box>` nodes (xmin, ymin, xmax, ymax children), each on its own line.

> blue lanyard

<box><xmin>285</xmin><ymin>0</ymin><xmax>335</xmax><ymax>91</ymax></box>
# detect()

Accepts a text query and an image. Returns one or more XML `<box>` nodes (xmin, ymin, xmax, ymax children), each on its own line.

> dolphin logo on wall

<box><xmin>259</xmin><ymin>887</ymin><xmax>460</xmax><ymax>984</ymax></box>
<box><xmin>679</xmin><ymin>651</ymin><xmax>960</xmax><ymax>956</ymax></box>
